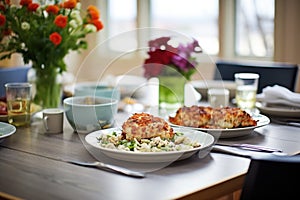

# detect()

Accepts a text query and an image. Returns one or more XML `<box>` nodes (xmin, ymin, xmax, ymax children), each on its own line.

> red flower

<box><xmin>49</xmin><ymin>32</ymin><xmax>62</xmax><ymax>46</ymax></box>
<box><xmin>0</xmin><ymin>5</ymin><xmax>5</xmax><ymax>11</ymax></box>
<box><xmin>90</xmin><ymin>19</ymin><xmax>103</xmax><ymax>31</ymax></box>
<box><xmin>46</xmin><ymin>5</ymin><xmax>60</xmax><ymax>15</ymax></box>
<box><xmin>87</xmin><ymin>5</ymin><xmax>100</xmax><ymax>20</ymax></box>
<box><xmin>145</xmin><ymin>50</ymin><xmax>175</xmax><ymax>65</ymax></box>
<box><xmin>0</xmin><ymin>14</ymin><xmax>6</xmax><ymax>26</ymax></box>
<box><xmin>54</xmin><ymin>14</ymin><xmax>68</xmax><ymax>28</ymax></box>
<box><xmin>143</xmin><ymin>50</ymin><xmax>176</xmax><ymax>78</ymax></box>
<box><xmin>27</xmin><ymin>3</ymin><xmax>39</xmax><ymax>12</ymax></box>
<box><xmin>62</xmin><ymin>0</ymin><xmax>77</xmax><ymax>9</ymax></box>
<box><xmin>143</xmin><ymin>63</ymin><xmax>164</xmax><ymax>79</ymax></box>
<box><xmin>20</xmin><ymin>0</ymin><xmax>32</xmax><ymax>6</ymax></box>
<box><xmin>3</xmin><ymin>28</ymin><xmax>11</xmax><ymax>35</ymax></box>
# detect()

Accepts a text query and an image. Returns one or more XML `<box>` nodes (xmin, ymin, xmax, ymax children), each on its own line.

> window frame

<box><xmin>96</xmin><ymin>0</ymin><xmax>274</xmax><ymax>61</ymax></box>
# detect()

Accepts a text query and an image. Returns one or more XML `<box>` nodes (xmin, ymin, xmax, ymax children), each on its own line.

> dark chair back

<box><xmin>240</xmin><ymin>154</ymin><xmax>300</xmax><ymax>200</ymax></box>
<box><xmin>214</xmin><ymin>60</ymin><xmax>299</xmax><ymax>93</ymax></box>
<box><xmin>0</xmin><ymin>66</ymin><xmax>31</xmax><ymax>97</ymax></box>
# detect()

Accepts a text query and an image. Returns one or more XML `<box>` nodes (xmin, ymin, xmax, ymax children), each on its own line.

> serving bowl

<box><xmin>63</xmin><ymin>96</ymin><xmax>118</xmax><ymax>133</ymax></box>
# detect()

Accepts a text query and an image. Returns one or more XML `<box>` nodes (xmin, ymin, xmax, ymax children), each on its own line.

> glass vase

<box><xmin>158</xmin><ymin>73</ymin><xmax>186</xmax><ymax>111</ymax></box>
<box><xmin>30</xmin><ymin>66</ymin><xmax>62</xmax><ymax>109</ymax></box>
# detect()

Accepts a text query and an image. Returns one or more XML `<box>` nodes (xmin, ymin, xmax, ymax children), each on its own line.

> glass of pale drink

<box><xmin>5</xmin><ymin>83</ymin><xmax>32</xmax><ymax>127</ymax></box>
<box><xmin>234</xmin><ymin>73</ymin><xmax>259</xmax><ymax>110</ymax></box>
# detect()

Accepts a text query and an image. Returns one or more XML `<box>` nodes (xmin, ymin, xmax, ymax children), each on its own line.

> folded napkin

<box><xmin>257</xmin><ymin>85</ymin><xmax>300</xmax><ymax>108</ymax></box>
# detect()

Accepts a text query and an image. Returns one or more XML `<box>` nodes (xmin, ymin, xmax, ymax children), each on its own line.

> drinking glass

<box><xmin>207</xmin><ymin>88</ymin><xmax>229</xmax><ymax>108</ymax></box>
<box><xmin>234</xmin><ymin>73</ymin><xmax>259</xmax><ymax>110</ymax></box>
<box><xmin>5</xmin><ymin>83</ymin><xmax>32</xmax><ymax>127</ymax></box>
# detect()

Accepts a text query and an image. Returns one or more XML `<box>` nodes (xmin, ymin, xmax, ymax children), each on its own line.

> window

<box><xmin>235</xmin><ymin>0</ymin><xmax>275</xmax><ymax>57</ymax></box>
<box><xmin>108</xmin><ymin>0</ymin><xmax>137</xmax><ymax>52</ymax></box>
<box><xmin>151</xmin><ymin>0</ymin><xmax>219</xmax><ymax>55</ymax></box>
<box><xmin>105</xmin><ymin>0</ymin><xmax>275</xmax><ymax>59</ymax></box>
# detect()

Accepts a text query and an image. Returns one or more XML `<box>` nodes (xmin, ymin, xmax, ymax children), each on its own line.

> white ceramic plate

<box><xmin>168</xmin><ymin>114</ymin><xmax>270</xmax><ymax>139</ymax></box>
<box><xmin>85</xmin><ymin>127</ymin><xmax>214</xmax><ymax>163</ymax></box>
<box><xmin>0</xmin><ymin>122</ymin><xmax>16</xmax><ymax>143</ymax></box>
<box><xmin>256</xmin><ymin>102</ymin><xmax>300</xmax><ymax>118</ymax></box>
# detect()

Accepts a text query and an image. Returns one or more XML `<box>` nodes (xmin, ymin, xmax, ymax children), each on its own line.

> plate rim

<box><xmin>167</xmin><ymin>114</ymin><xmax>270</xmax><ymax>138</ymax></box>
<box><xmin>0</xmin><ymin>122</ymin><xmax>16</xmax><ymax>140</ymax></box>
<box><xmin>256</xmin><ymin>102</ymin><xmax>300</xmax><ymax>116</ymax></box>
<box><xmin>85</xmin><ymin>127</ymin><xmax>215</xmax><ymax>162</ymax></box>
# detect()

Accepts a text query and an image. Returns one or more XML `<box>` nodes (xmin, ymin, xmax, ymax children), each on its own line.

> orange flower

<box><xmin>27</xmin><ymin>3</ymin><xmax>39</xmax><ymax>12</ymax></box>
<box><xmin>90</xmin><ymin>20</ymin><xmax>103</xmax><ymax>31</ymax></box>
<box><xmin>54</xmin><ymin>14</ymin><xmax>68</xmax><ymax>28</ymax></box>
<box><xmin>0</xmin><ymin>14</ymin><xmax>6</xmax><ymax>26</ymax></box>
<box><xmin>49</xmin><ymin>32</ymin><xmax>62</xmax><ymax>46</ymax></box>
<box><xmin>46</xmin><ymin>5</ymin><xmax>60</xmax><ymax>15</ymax></box>
<box><xmin>20</xmin><ymin>0</ymin><xmax>32</xmax><ymax>6</ymax></box>
<box><xmin>62</xmin><ymin>0</ymin><xmax>77</xmax><ymax>9</ymax></box>
<box><xmin>87</xmin><ymin>5</ymin><xmax>100</xmax><ymax>20</ymax></box>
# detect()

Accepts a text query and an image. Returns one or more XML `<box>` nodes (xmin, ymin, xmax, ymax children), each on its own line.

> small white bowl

<box><xmin>63</xmin><ymin>96</ymin><xmax>118</xmax><ymax>133</ymax></box>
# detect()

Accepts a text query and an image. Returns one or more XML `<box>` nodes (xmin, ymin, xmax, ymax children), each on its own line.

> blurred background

<box><xmin>1</xmin><ymin>0</ymin><xmax>299</xmax><ymax>91</ymax></box>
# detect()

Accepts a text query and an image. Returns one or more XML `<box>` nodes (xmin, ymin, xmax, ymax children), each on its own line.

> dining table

<box><xmin>1</xmin><ymin>102</ymin><xmax>300</xmax><ymax>200</ymax></box>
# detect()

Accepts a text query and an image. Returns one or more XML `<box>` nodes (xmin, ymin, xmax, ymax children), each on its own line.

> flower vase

<box><xmin>30</xmin><ymin>66</ymin><xmax>62</xmax><ymax>109</ymax></box>
<box><xmin>158</xmin><ymin>69</ymin><xmax>186</xmax><ymax>110</ymax></box>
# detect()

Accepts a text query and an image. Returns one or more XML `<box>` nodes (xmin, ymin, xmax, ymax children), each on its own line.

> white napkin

<box><xmin>257</xmin><ymin>85</ymin><xmax>300</xmax><ymax>108</ymax></box>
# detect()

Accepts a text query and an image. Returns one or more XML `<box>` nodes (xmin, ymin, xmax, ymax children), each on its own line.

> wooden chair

<box><xmin>239</xmin><ymin>154</ymin><xmax>300</xmax><ymax>200</ymax></box>
<box><xmin>213</xmin><ymin>60</ymin><xmax>299</xmax><ymax>93</ymax></box>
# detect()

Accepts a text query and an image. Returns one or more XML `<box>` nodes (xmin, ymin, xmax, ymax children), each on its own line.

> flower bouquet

<box><xmin>0</xmin><ymin>0</ymin><xmax>104</xmax><ymax>108</ymax></box>
<box><xmin>143</xmin><ymin>36</ymin><xmax>202</xmax><ymax>109</ymax></box>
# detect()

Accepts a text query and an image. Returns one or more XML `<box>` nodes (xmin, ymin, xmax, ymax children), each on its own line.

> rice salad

<box><xmin>97</xmin><ymin>131</ymin><xmax>201</xmax><ymax>152</ymax></box>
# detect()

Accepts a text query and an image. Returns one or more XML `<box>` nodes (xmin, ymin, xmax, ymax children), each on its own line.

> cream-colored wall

<box><xmin>274</xmin><ymin>0</ymin><xmax>300</xmax><ymax>92</ymax></box>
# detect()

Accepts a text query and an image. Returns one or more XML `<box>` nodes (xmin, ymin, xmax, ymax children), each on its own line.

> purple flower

<box><xmin>143</xmin><ymin>36</ymin><xmax>202</xmax><ymax>80</ymax></box>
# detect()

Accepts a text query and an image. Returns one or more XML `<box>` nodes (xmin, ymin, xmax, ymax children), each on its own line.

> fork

<box><xmin>67</xmin><ymin>160</ymin><xmax>146</xmax><ymax>178</ymax></box>
<box><xmin>214</xmin><ymin>143</ymin><xmax>282</xmax><ymax>153</ymax></box>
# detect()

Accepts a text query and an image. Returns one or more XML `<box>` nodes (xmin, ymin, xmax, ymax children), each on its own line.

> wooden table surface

<box><xmin>1</xmin><ymin>110</ymin><xmax>300</xmax><ymax>200</ymax></box>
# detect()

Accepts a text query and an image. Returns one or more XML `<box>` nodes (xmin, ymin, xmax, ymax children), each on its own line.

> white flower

<box><xmin>70</xmin><ymin>10</ymin><xmax>80</xmax><ymax>19</ymax></box>
<box><xmin>76</xmin><ymin>2</ymin><xmax>82</xmax><ymax>10</ymax></box>
<box><xmin>84</xmin><ymin>24</ymin><xmax>97</xmax><ymax>33</ymax></box>
<box><xmin>69</xmin><ymin>20</ymin><xmax>78</xmax><ymax>29</ymax></box>
<box><xmin>70</xmin><ymin>11</ymin><xmax>83</xmax><ymax>25</ymax></box>
<box><xmin>35</xmin><ymin>6</ymin><xmax>43</xmax><ymax>16</ymax></box>
<box><xmin>21</xmin><ymin>22</ymin><xmax>30</xmax><ymax>30</ymax></box>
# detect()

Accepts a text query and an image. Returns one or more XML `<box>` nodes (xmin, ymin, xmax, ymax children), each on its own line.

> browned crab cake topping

<box><xmin>169</xmin><ymin>105</ymin><xmax>213</xmax><ymax>128</ymax></box>
<box><xmin>170</xmin><ymin>106</ymin><xmax>257</xmax><ymax>129</ymax></box>
<box><xmin>122</xmin><ymin>113</ymin><xmax>174</xmax><ymax>141</ymax></box>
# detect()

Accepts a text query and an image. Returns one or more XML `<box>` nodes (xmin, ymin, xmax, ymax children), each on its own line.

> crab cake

<box><xmin>122</xmin><ymin>113</ymin><xmax>174</xmax><ymax>141</ymax></box>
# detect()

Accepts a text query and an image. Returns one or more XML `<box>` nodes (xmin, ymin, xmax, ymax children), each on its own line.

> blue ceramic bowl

<box><xmin>63</xmin><ymin>96</ymin><xmax>118</xmax><ymax>133</ymax></box>
<box><xmin>74</xmin><ymin>83</ymin><xmax>120</xmax><ymax>100</ymax></box>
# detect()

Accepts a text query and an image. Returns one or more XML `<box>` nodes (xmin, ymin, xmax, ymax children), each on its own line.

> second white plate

<box><xmin>256</xmin><ymin>102</ymin><xmax>300</xmax><ymax>118</ymax></box>
<box><xmin>168</xmin><ymin>114</ymin><xmax>270</xmax><ymax>139</ymax></box>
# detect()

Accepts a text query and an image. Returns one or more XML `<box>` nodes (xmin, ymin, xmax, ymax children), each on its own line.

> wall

<box><xmin>274</xmin><ymin>0</ymin><xmax>300</xmax><ymax>91</ymax></box>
